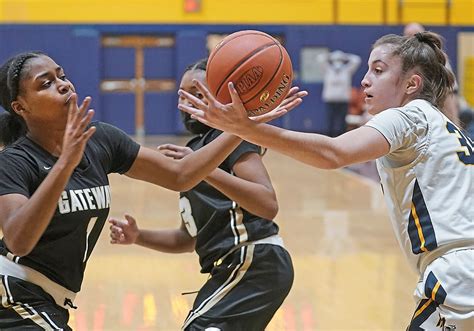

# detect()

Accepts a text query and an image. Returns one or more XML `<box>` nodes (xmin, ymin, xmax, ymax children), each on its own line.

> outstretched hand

<box><xmin>178</xmin><ymin>80</ymin><xmax>248</xmax><ymax>135</ymax></box>
<box><xmin>249</xmin><ymin>86</ymin><xmax>308</xmax><ymax>123</ymax></box>
<box><xmin>109</xmin><ymin>214</ymin><xmax>140</xmax><ymax>245</ymax></box>
<box><xmin>178</xmin><ymin>80</ymin><xmax>307</xmax><ymax>136</ymax></box>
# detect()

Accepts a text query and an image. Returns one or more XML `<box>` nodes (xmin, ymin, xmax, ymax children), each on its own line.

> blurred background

<box><xmin>1</xmin><ymin>0</ymin><xmax>473</xmax><ymax>136</ymax></box>
<box><xmin>0</xmin><ymin>1</ymin><xmax>473</xmax><ymax>330</ymax></box>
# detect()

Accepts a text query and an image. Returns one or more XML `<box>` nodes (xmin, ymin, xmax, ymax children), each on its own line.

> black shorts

<box><xmin>0</xmin><ymin>275</ymin><xmax>71</xmax><ymax>330</ymax></box>
<box><xmin>183</xmin><ymin>243</ymin><xmax>294</xmax><ymax>331</ymax></box>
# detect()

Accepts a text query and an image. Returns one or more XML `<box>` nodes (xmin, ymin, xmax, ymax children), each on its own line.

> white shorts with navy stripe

<box><xmin>408</xmin><ymin>249</ymin><xmax>474</xmax><ymax>331</ymax></box>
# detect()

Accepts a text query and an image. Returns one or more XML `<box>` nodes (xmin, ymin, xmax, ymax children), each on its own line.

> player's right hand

<box><xmin>58</xmin><ymin>94</ymin><xmax>95</xmax><ymax>170</ymax></box>
<box><xmin>109</xmin><ymin>214</ymin><xmax>139</xmax><ymax>245</ymax></box>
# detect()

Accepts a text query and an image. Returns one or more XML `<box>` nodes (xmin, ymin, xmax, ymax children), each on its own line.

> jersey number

<box><xmin>446</xmin><ymin>122</ymin><xmax>474</xmax><ymax>165</ymax></box>
<box><xmin>84</xmin><ymin>217</ymin><xmax>99</xmax><ymax>262</ymax></box>
<box><xmin>179</xmin><ymin>197</ymin><xmax>197</xmax><ymax>237</ymax></box>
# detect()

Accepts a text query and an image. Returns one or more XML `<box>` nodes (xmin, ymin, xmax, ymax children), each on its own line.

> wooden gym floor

<box><xmin>4</xmin><ymin>136</ymin><xmax>419</xmax><ymax>330</ymax></box>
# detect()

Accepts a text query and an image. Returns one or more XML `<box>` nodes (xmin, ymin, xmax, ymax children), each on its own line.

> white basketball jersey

<box><xmin>365</xmin><ymin>99</ymin><xmax>474</xmax><ymax>272</ymax></box>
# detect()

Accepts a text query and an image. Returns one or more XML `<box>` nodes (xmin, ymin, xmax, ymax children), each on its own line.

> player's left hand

<box><xmin>158</xmin><ymin>144</ymin><xmax>193</xmax><ymax>160</ymax></box>
<box><xmin>249</xmin><ymin>86</ymin><xmax>308</xmax><ymax>123</ymax></box>
<box><xmin>178</xmin><ymin>80</ymin><xmax>306</xmax><ymax>136</ymax></box>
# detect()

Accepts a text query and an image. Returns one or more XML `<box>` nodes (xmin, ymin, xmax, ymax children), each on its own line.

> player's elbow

<box><xmin>179</xmin><ymin>236</ymin><xmax>196</xmax><ymax>253</ymax></box>
<box><xmin>265</xmin><ymin>199</ymin><xmax>279</xmax><ymax>220</ymax></box>
<box><xmin>321</xmin><ymin>144</ymin><xmax>350</xmax><ymax>169</ymax></box>
<box><xmin>172</xmin><ymin>177</ymin><xmax>197</xmax><ymax>192</ymax></box>
<box><xmin>264</xmin><ymin>206</ymin><xmax>279</xmax><ymax>221</ymax></box>
<box><xmin>4</xmin><ymin>237</ymin><xmax>34</xmax><ymax>257</ymax></box>
<box><xmin>172</xmin><ymin>168</ymin><xmax>206</xmax><ymax>192</ymax></box>
<box><xmin>254</xmin><ymin>193</ymin><xmax>279</xmax><ymax>220</ymax></box>
<box><xmin>324</xmin><ymin>157</ymin><xmax>346</xmax><ymax>170</ymax></box>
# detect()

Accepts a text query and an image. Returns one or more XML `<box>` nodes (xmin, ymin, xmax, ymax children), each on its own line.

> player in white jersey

<box><xmin>178</xmin><ymin>31</ymin><xmax>474</xmax><ymax>330</ymax></box>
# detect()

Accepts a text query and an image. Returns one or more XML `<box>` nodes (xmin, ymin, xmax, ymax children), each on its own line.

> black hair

<box><xmin>0</xmin><ymin>51</ymin><xmax>44</xmax><ymax>146</ymax></box>
<box><xmin>373</xmin><ymin>32</ymin><xmax>455</xmax><ymax>108</ymax></box>
<box><xmin>184</xmin><ymin>58</ymin><xmax>208</xmax><ymax>73</ymax></box>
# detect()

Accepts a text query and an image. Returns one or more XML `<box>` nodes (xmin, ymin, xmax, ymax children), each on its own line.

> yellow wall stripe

<box><xmin>0</xmin><ymin>0</ymin><xmax>472</xmax><ymax>24</ymax></box>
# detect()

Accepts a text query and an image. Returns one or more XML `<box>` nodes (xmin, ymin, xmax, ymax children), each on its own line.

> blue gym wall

<box><xmin>1</xmin><ymin>24</ymin><xmax>472</xmax><ymax>135</ymax></box>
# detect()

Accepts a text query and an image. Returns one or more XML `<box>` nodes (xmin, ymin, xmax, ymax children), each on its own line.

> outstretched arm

<box><xmin>109</xmin><ymin>214</ymin><xmax>195</xmax><ymax>253</ymax></box>
<box><xmin>125</xmin><ymin>85</ymin><xmax>300</xmax><ymax>192</ymax></box>
<box><xmin>178</xmin><ymin>81</ymin><xmax>389</xmax><ymax>169</ymax></box>
<box><xmin>159</xmin><ymin>144</ymin><xmax>278</xmax><ymax>220</ymax></box>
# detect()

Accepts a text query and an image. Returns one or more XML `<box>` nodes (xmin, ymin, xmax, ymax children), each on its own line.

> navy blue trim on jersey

<box><xmin>446</xmin><ymin>121</ymin><xmax>474</xmax><ymax>165</ymax></box>
<box><xmin>408</xmin><ymin>298</ymin><xmax>438</xmax><ymax>331</ymax></box>
<box><xmin>408</xmin><ymin>180</ymin><xmax>438</xmax><ymax>254</ymax></box>
<box><xmin>424</xmin><ymin>271</ymin><xmax>447</xmax><ymax>305</ymax></box>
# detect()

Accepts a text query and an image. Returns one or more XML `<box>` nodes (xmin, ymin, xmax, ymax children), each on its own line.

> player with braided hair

<box><xmin>0</xmin><ymin>51</ymin><xmax>299</xmax><ymax>329</ymax></box>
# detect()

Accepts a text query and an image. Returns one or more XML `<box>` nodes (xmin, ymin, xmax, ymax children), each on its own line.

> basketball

<box><xmin>206</xmin><ymin>30</ymin><xmax>293</xmax><ymax>116</ymax></box>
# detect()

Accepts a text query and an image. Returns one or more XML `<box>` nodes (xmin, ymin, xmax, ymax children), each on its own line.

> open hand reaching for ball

<box><xmin>177</xmin><ymin>79</ymin><xmax>307</xmax><ymax>136</ymax></box>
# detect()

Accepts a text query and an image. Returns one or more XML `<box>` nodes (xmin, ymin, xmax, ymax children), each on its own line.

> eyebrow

<box><xmin>34</xmin><ymin>66</ymin><xmax>63</xmax><ymax>81</ymax></box>
<box><xmin>370</xmin><ymin>59</ymin><xmax>387</xmax><ymax>66</ymax></box>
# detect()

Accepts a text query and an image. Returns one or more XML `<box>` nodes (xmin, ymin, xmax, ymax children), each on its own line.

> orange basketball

<box><xmin>206</xmin><ymin>30</ymin><xmax>293</xmax><ymax>116</ymax></box>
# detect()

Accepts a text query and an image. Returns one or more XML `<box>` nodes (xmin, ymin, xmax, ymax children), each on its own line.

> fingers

<box><xmin>108</xmin><ymin>218</ymin><xmax>127</xmax><ymax>227</ymax></box>
<box><xmin>78</xmin><ymin>109</ymin><xmax>95</xmax><ymax>133</ymax></box>
<box><xmin>81</xmin><ymin>126</ymin><xmax>96</xmax><ymax>144</ymax></box>
<box><xmin>228</xmin><ymin>82</ymin><xmax>244</xmax><ymax>108</ymax></box>
<box><xmin>178</xmin><ymin>89</ymin><xmax>207</xmax><ymax>109</ymax></box>
<box><xmin>109</xmin><ymin>221</ymin><xmax>125</xmax><ymax>244</ymax></box>
<box><xmin>158</xmin><ymin>144</ymin><xmax>180</xmax><ymax>151</ymax></box>
<box><xmin>193</xmin><ymin>79</ymin><xmax>217</xmax><ymax>105</ymax></box>
<box><xmin>124</xmin><ymin>214</ymin><xmax>136</xmax><ymax>226</ymax></box>
<box><xmin>70</xmin><ymin>96</ymin><xmax>91</xmax><ymax>127</ymax></box>
<box><xmin>250</xmin><ymin>108</ymin><xmax>287</xmax><ymax>123</ymax></box>
<box><xmin>178</xmin><ymin>103</ymin><xmax>206</xmax><ymax>118</ymax></box>
<box><xmin>78</xmin><ymin>96</ymin><xmax>91</xmax><ymax>118</ymax></box>
<box><xmin>108</xmin><ymin>217</ymin><xmax>129</xmax><ymax>244</ymax></box>
<box><xmin>66</xmin><ymin>94</ymin><xmax>77</xmax><ymax>126</ymax></box>
<box><xmin>281</xmin><ymin>98</ymin><xmax>304</xmax><ymax>112</ymax></box>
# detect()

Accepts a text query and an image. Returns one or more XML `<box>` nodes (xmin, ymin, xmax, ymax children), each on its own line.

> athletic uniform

<box><xmin>0</xmin><ymin>122</ymin><xmax>140</xmax><ymax>330</ymax></box>
<box><xmin>179</xmin><ymin>129</ymin><xmax>294</xmax><ymax>331</ymax></box>
<box><xmin>365</xmin><ymin>99</ymin><xmax>474</xmax><ymax>331</ymax></box>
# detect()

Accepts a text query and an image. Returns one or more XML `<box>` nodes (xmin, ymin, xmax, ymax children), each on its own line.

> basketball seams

<box><xmin>244</xmin><ymin>44</ymin><xmax>285</xmax><ymax>109</ymax></box>
<box><xmin>213</xmin><ymin>42</ymin><xmax>278</xmax><ymax>99</ymax></box>
<box><xmin>207</xmin><ymin>31</ymin><xmax>277</xmax><ymax>67</ymax></box>
<box><xmin>206</xmin><ymin>30</ymin><xmax>293</xmax><ymax>116</ymax></box>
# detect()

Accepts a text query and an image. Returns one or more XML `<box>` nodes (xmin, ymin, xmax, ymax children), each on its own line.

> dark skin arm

<box><xmin>159</xmin><ymin>143</ymin><xmax>278</xmax><ymax>219</ymax></box>
<box><xmin>109</xmin><ymin>214</ymin><xmax>196</xmax><ymax>253</ymax></box>
<box><xmin>123</xmin><ymin>84</ymin><xmax>298</xmax><ymax>191</ymax></box>
<box><xmin>0</xmin><ymin>95</ymin><xmax>96</xmax><ymax>256</ymax></box>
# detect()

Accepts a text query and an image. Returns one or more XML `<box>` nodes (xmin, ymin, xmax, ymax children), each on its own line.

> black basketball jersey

<box><xmin>0</xmin><ymin>121</ymin><xmax>140</xmax><ymax>292</ymax></box>
<box><xmin>180</xmin><ymin>129</ymin><xmax>279</xmax><ymax>273</ymax></box>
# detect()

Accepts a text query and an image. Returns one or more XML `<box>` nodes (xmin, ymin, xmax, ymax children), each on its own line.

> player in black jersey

<box><xmin>0</xmin><ymin>52</ymin><xmax>299</xmax><ymax>330</ymax></box>
<box><xmin>109</xmin><ymin>59</ymin><xmax>301</xmax><ymax>330</ymax></box>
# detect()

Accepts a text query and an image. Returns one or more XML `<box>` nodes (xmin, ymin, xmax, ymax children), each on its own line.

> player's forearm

<box><xmin>238</xmin><ymin>122</ymin><xmax>342</xmax><ymax>170</ymax></box>
<box><xmin>205</xmin><ymin>169</ymin><xmax>278</xmax><ymax>220</ymax></box>
<box><xmin>135</xmin><ymin>228</ymin><xmax>195</xmax><ymax>253</ymax></box>
<box><xmin>176</xmin><ymin>133</ymin><xmax>242</xmax><ymax>191</ymax></box>
<box><xmin>3</xmin><ymin>162</ymin><xmax>74</xmax><ymax>256</ymax></box>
